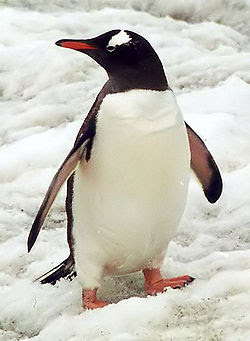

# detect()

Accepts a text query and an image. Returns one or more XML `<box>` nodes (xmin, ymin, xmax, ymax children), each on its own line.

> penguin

<box><xmin>27</xmin><ymin>30</ymin><xmax>222</xmax><ymax>309</ymax></box>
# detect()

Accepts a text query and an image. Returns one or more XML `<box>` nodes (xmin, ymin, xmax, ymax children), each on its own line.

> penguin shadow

<box><xmin>98</xmin><ymin>271</ymin><xmax>146</xmax><ymax>304</ymax></box>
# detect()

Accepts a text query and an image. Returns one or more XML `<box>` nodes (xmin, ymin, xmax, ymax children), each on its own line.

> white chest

<box><xmin>83</xmin><ymin>89</ymin><xmax>189</xmax><ymax>194</ymax></box>
<box><xmin>73</xmin><ymin>90</ymin><xmax>190</xmax><ymax>280</ymax></box>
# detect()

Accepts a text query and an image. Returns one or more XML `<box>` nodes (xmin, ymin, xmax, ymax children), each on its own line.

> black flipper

<box><xmin>27</xmin><ymin>80</ymin><xmax>107</xmax><ymax>253</ymax></box>
<box><xmin>27</xmin><ymin>138</ymin><xmax>89</xmax><ymax>252</ymax></box>
<box><xmin>185</xmin><ymin>122</ymin><xmax>223</xmax><ymax>203</ymax></box>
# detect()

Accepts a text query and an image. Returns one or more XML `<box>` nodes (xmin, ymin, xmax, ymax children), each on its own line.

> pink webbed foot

<box><xmin>143</xmin><ymin>268</ymin><xmax>194</xmax><ymax>295</ymax></box>
<box><xmin>82</xmin><ymin>288</ymin><xmax>108</xmax><ymax>309</ymax></box>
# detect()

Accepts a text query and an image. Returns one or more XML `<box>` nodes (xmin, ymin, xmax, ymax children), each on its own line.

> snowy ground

<box><xmin>1</xmin><ymin>1</ymin><xmax>250</xmax><ymax>340</ymax></box>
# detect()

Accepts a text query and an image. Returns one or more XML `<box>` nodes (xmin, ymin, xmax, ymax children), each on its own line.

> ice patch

<box><xmin>108</xmin><ymin>30</ymin><xmax>132</xmax><ymax>47</ymax></box>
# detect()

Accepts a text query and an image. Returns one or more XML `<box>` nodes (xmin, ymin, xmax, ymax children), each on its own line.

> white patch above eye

<box><xmin>108</xmin><ymin>30</ymin><xmax>132</xmax><ymax>47</ymax></box>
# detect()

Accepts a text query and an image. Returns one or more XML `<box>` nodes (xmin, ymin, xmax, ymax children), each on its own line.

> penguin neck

<box><xmin>107</xmin><ymin>61</ymin><xmax>169</xmax><ymax>92</ymax></box>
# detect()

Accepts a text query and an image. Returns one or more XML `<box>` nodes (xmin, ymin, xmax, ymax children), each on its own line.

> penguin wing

<box><xmin>27</xmin><ymin>135</ymin><xmax>90</xmax><ymax>252</ymax></box>
<box><xmin>185</xmin><ymin>122</ymin><xmax>222</xmax><ymax>203</ymax></box>
<box><xmin>27</xmin><ymin>81</ymin><xmax>112</xmax><ymax>253</ymax></box>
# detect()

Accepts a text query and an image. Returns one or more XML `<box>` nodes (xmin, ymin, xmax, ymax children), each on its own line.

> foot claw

<box><xmin>82</xmin><ymin>288</ymin><xmax>108</xmax><ymax>309</ymax></box>
<box><xmin>85</xmin><ymin>300</ymin><xmax>108</xmax><ymax>309</ymax></box>
<box><xmin>145</xmin><ymin>275</ymin><xmax>194</xmax><ymax>295</ymax></box>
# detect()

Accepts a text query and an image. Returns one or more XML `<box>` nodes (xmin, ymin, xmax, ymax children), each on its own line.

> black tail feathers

<box><xmin>36</xmin><ymin>254</ymin><xmax>76</xmax><ymax>285</ymax></box>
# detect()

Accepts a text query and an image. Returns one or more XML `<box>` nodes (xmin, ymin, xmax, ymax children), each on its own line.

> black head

<box><xmin>56</xmin><ymin>30</ymin><xmax>169</xmax><ymax>92</ymax></box>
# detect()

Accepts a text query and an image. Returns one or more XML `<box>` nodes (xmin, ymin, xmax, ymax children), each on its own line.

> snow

<box><xmin>0</xmin><ymin>1</ymin><xmax>250</xmax><ymax>340</ymax></box>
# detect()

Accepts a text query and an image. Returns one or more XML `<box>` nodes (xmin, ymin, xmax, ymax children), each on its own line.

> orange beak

<box><xmin>55</xmin><ymin>40</ymin><xmax>98</xmax><ymax>51</ymax></box>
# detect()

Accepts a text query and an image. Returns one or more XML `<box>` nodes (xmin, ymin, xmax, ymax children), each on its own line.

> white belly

<box><xmin>72</xmin><ymin>90</ymin><xmax>190</xmax><ymax>289</ymax></box>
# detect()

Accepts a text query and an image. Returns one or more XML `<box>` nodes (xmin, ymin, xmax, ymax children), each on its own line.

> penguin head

<box><xmin>56</xmin><ymin>30</ymin><xmax>168</xmax><ymax>91</ymax></box>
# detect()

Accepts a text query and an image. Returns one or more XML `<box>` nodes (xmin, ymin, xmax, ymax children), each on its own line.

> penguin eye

<box><xmin>106</xmin><ymin>45</ymin><xmax>116</xmax><ymax>52</ymax></box>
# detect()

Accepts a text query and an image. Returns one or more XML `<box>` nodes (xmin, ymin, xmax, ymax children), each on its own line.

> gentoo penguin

<box><xmin>27</xmin><ymin>30</ymin><xmax>222</xmax><ymax>309</ymax></box>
